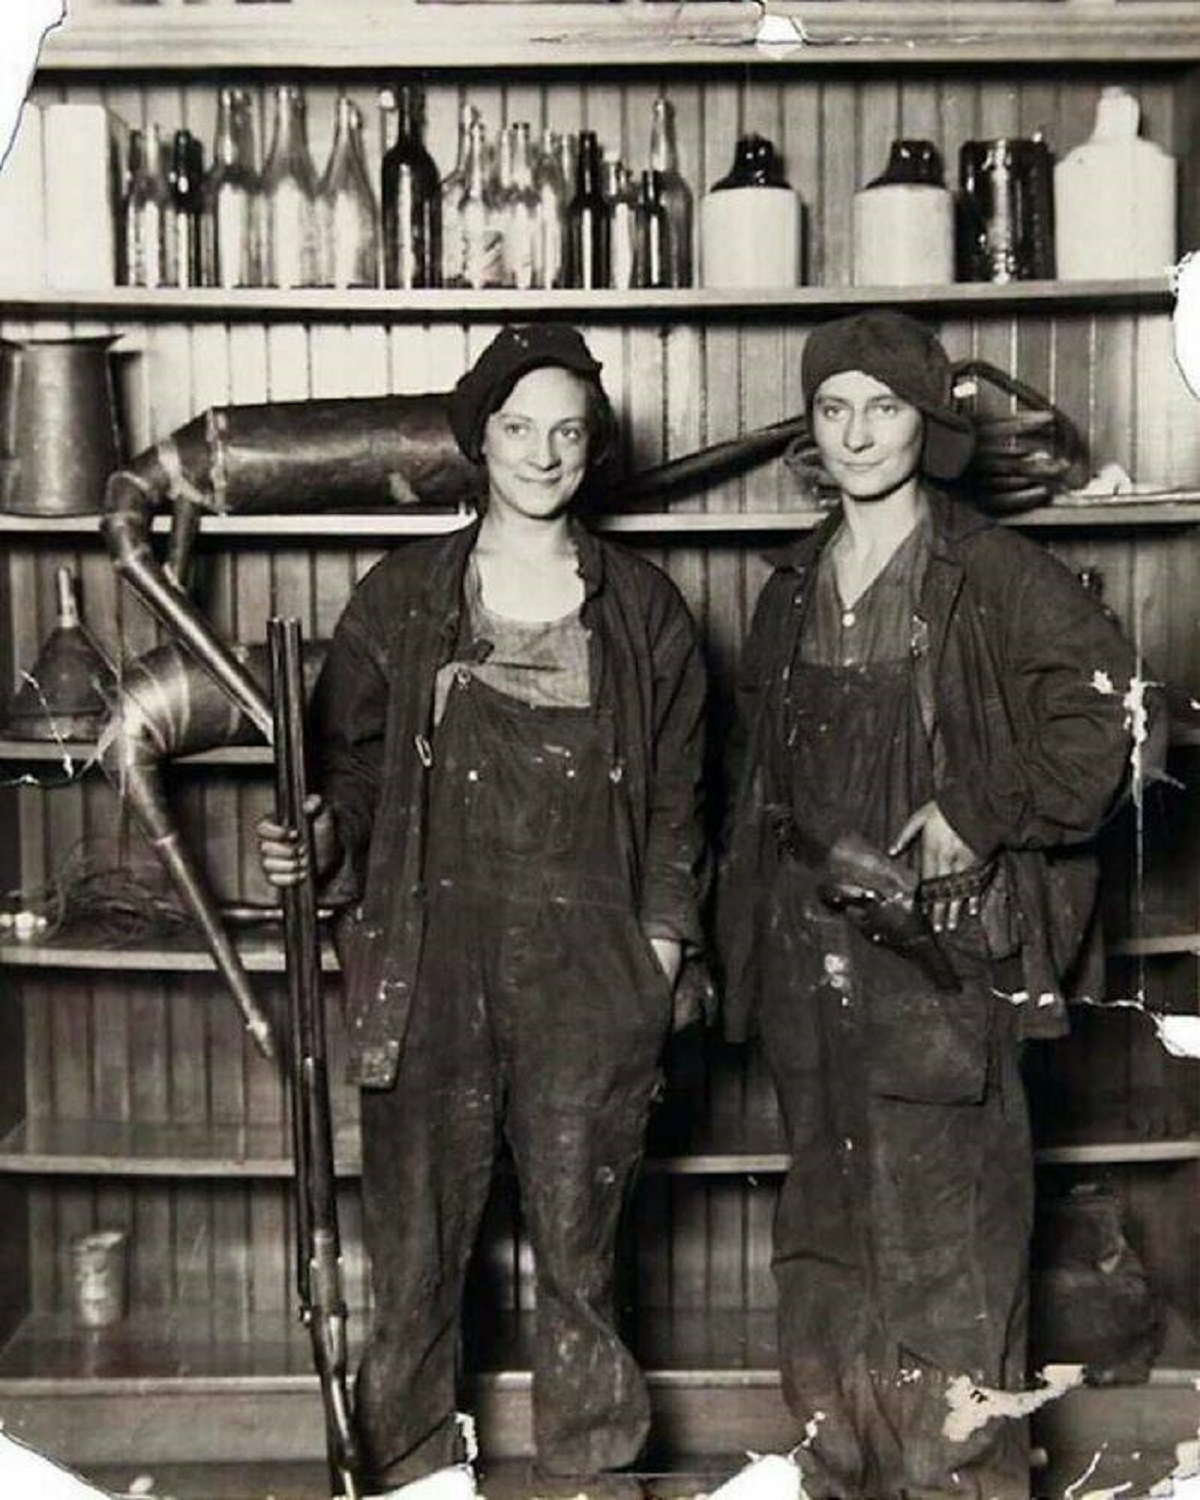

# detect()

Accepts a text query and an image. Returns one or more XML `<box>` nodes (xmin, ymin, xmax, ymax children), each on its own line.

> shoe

<box><xmin>528</xmin><ymin>1469</ymin><xmax>645</xmax><ymax>1499</ymax></box>
<box><xmin>361</xmin><ymin>1463</ymin><xmax>481</xmax><ymax>1498</ymax></box>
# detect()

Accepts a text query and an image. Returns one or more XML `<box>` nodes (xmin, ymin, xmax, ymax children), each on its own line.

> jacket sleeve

<box><xmin>937</xmin><ymin>542</ymin><xmax>1149</xmax><ymax>858</ymax></box>
<box><xmin>309</xmin><ymin>586</ymin><xmax>389</xmax><ymax>903</ymax></box>
<box><xmin>638</xmin><ymin>584</ymin><xmax>709</xmax><ymax>951</ymax></box>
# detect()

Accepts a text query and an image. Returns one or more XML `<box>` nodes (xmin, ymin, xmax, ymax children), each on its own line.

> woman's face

<box><xmin>811</xmin><ymin>369</ymin><xmax>924</xmax><ymax>503</ymax></box>
<box><xmin>481</xmin><ymin>365</ymin><xmax>593</xmax><ymax>522</ymax></box>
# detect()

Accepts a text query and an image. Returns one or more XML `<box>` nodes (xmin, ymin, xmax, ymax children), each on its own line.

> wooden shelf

<box><xmin>6</xmin><ymin>922</ymin><xmax>1200</xmax><ymax>972</ymax></box>
<box><xmin>3</xmin><ymin>1302</ymin><xmax>1197</xmax><ymax>1393</ymax></box>
<box><xmin>0</xmin><ymin>1116</ymin><xmax>1194</xmax><ymax>1180</ymax></box>
<box><xmin>0</xmin><ymin>279</ymin><xmax>1172</xmax><ymax>323</ymax></box>
<box><xmin>5</xmin><ymin>497</ymin><xmax>1200</xmax><ymax>544</ymax></box>
<box><xmin>0</xmin><ymin>738</ymin><xmax>271</xmax><ymax>766</ymax></box>
<box><xmin>37</xmin><ymin>2</ymin><xmax>1200</xmax><ymax>71</ymax></box>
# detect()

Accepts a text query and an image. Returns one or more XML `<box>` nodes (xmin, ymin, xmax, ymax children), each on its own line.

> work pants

<box><xmin>355</xmin><ymin>674</ymin><xmax>672</xmax><ymax>1489</ymax></box>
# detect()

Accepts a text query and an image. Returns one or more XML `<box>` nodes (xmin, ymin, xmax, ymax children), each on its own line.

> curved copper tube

<box><xmin>102</xmin><ymin>396</ymin><xmax>479</xmax><ymax>738</ymax></box>
<box><xmin>98</xmin><ymin>638</ymin><xmax>327</xmax><ymax>1061</ymax></box>
<box><xmin>102</xmin><ymin>395</ymin><xmax>811</xmax><ymax>737</ymax></box>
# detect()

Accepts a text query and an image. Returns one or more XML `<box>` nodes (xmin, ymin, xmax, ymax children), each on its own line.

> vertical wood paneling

<box><xmin>5</xmin><ymin>66</ymin><xmax>1199</xmax><ymax>1363</ymax></box>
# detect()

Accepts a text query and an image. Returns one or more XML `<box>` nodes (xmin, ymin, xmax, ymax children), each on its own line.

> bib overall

<box><xmin>761</xmin><ymin>530</ymin><xmax>1033</xmax><ymax>1500</ymax></box>
<box><xmin>355</xmin><ymin>663</ymin><xmax>672</xmax><ymax>1490</ymax></box>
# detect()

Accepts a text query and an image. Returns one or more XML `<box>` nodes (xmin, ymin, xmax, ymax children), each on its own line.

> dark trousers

<box><xmin>761</xmin><ymin>869</ymin><xmax>1034</xmax><ymax>1500</ymax></box>
<box><xmin>355</xmin><ymin>676</ymin><xmax>671</xmax><ymax>1490</ymax></box>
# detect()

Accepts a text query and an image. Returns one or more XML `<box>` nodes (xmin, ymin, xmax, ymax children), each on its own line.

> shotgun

<box><xmin>268</xmin><ymin>616</ymin><xmax>361</xmax><ymax>1500</ymax></box>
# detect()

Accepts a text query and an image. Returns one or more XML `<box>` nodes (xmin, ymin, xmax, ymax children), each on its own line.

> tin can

<box><xmin>71</xmin><ymin>1229</ymin><xmax>128</xmax><ymax>1329</ymax></box>
<box><xmin>958</xmin><ymin>137</ymin><xmax>1055</xmax><ymax>283</ymax></box>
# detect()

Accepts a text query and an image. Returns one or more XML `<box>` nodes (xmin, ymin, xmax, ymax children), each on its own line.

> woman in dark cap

<box><xmin>259</xmin><ymin>325</ymin><xmax>707</xmax><ymax>1499</ymax></box>
<box><xmin>721</xmin><ymin>311</ymin><xmax>1145</xmax><ymax>1499</ymax></box>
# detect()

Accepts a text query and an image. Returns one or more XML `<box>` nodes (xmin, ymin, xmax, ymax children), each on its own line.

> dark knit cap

<box><xmin>801</xmin><ymin>311</ymin><xmax>975</xmax><ymax>481</ymax></box>
<box><xmin>449</xmin><ymin>324</ymin><xmax>612</xmax><ymax>463</ymax></box>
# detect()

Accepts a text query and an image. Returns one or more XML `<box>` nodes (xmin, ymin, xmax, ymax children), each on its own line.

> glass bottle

<box><xmin>261</xmin><ymin>84</ymin><xmax>321</xmax><ymax>288</ymax></box>
<box><xmin>502</xmin><ymin>123</ymin><xmax>540</xmax><ymax>291</ymax></box>
<box><xmin>381</xmin><ymin>82</ymin><xmax>441</xmax><ymax>290</ymax></box>
<box><xmin>533</xmin><ymin>128</ymin><xmax>567</xmax><ymax>290</ymax></box>
<box><xmin>318</xmin><ymin>97</ymin><xmax>379</xmax><ymax>289</ymax></box>
<box><xmin>122</xmin><ymin>126</ymin><xmax>169</xmax><ymax>288</ymax></box>
<box><xmin>202</xmin><ymin>87</ymin><xmax>260</xmax><ymax>289</ymax></box>
<box><xmin>166</xmin><ymin>129</ymin><xmax>204</xmax><ymax>289</ymax></box>
<box><xmin>604</xmin><ymin>153</ymin><xmax>636</xmax><ymax>291</ymax></box>
<box><xmin>649</xmin><ymin>96</ymin><xmax>693</xmax><ymax>287</ymax></box>
<box><xmin>441</xmin><ymin>100</ymin><xmax>478</xmax><ymax>288</ymax></box>
<box><xmin>458</xmin><ymin>117</ymin><xmax>503</xmax><ymax>290</ymax></box>
<box><xmin>634</xmin><ymin>169</ymin><xmax>671</xmax><ymax>289</ymax></box>
<box><xmin>567</xmin><ymin>131</ymin><xmax>609</xmax><ymax>290</ymax></box>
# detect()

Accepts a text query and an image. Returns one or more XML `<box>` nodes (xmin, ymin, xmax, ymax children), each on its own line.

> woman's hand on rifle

<box><xmin>257</xmin><ymin>794</ymin><xmax>341</xmax><ymax>887</ymax></box>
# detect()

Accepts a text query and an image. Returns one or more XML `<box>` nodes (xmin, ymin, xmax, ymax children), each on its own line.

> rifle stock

<box><xmin>268</xmin><ymin>617</ymin><xmax>361</xmax><ymax>1500</ymax></box>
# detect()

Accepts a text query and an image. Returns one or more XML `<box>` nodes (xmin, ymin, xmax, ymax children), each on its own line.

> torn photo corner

<box><xmin>0</xmin><ymin>2</ymin><xmax>65</xmax><ymax>171</ymax></box>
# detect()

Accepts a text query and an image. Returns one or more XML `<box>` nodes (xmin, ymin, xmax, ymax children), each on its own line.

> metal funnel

<box><xmin>3</xmin><ymin>568</ymin><xmax>116</xmax><ymax>741</ymax></box>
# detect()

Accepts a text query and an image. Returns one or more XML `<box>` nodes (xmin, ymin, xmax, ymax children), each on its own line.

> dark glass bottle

<box><xmin>567</xmin><ymin>131</ymin><xmax>609</xmax><ymax>290</ymax></box>
<box><xmin>649</xmin><ymin>96</ymin><xmax>693</xmax><ymax>287</ymax></box>
<box><xmin>381</xmin><ymin>83</ymin><xmax>441</xmax><ymax>290</ymax></box>
<box><xmin>634</xmin><ymin>170</ymin><xmax>671</xmax><ymax>289</ymax></box>
<box><xmin>166</xmin><ymin>129</ymin><xmax>204</xmax><ymax>289</ymax></box>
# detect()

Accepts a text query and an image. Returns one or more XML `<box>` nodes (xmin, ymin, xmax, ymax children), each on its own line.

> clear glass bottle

<box><xmin>441</xmin><ymin>100</ymin><xmax>478</xmax><ymax>288</ymax></box>
<box><xmin>123</xmin><ymin>126</ymin><xmax>169</xmax><ymax>288</ymax></box>
<box><xmin>166</xmin><ymin>128</ymin><xmax>204</xmax><ymax>289</ymax></box>
<box><xmin>634</xmin><ymin>170</ymin><xmax>671</xmax><ymax>289</ymax></box>
<box><xmin>458</xmin><ymin>117</ymin><xmax>503</xmax><ymax>290</ymax></box>
<box><xmin>502</xmin><ymin>123</ymin><xmax>540</xmax><ymax>291</ymax></box>
<box><xmin>261</xmin><ymin>84</ymin><xmax>321</xmax><ymax>288</ymax></box>
<box><xmin>533</xmin><ymin>128</ymin><xmax>567</xmax><ymax>290</ymax></box>
<box><xmin>202</xmin><ymin>87</ymin><xmax>260</xmax><ymax>289</ymax></box>
<box><xmin>604</xmin><ymin>153</ymin><xmax>636</xmax><ymax>291</ymax></box>
<box><xmin>649</xmin><ymin>96</ymin><xmax>693</xmax><ymax>288</ymax></box>
<box><xmin>318</xmin><ymin>97</ymin><xmax>379</xmax><ymax>289</ymax></box>
<box><xmin>381</xmin><ymin>82</ymin><xmax>441</xmax><ymax>290</ymax></box>
<box><xmin>567</xmin><ymin>131</ymin><xmax>609</xmax><ymax>290</ymax></box>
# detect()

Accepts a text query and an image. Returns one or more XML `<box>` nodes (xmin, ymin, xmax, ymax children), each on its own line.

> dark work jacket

<box><xmin>720</xmin><ymin>488</ymin><xmax>1151</xmax><ymax>1046</ymax></box>
<box><xmin>312</xmin><ymin>517</ymin><xmax>709</xmax><ymax>1088</ymax></box>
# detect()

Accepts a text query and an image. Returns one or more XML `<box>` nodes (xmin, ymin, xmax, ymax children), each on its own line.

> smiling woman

<box><xmin>256</xmin><ymin>323</ymin><xmax>710</xmax><ymax>1499</ymax></box>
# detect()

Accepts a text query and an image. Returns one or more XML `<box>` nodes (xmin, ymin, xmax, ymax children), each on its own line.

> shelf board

<box><xmin>0</xmin><ymin>1117</ymin><xmax>1194</xmax><ymax>1180</ymax></box>
<box><xmin>3</xmin><ymin>1302</ymin><xmax>1197</xmax><ymax>1394</ymax></box>
<box><xmin>36</xmin><ymin>3</ymin><xmax>1200</xmax><ymax>71</ymax></box>
<box><xmin>6</xmin><ymin>924</ymin><xmax>1200</xmax><ymax>971</ymax></box>
<box><xmin>0</xmin><ymin>279</ymin><xmax>1172</xmax><ymax>322</ymax></box>
<box><xmin>5</xmin><ymin>498</ymin><xmax>1200</xmax><ymax>544</ymax></box>
<box><xmin>0</xmin><ymin>738</ymin><xmax>271</xmax><ymax>767</ymax></box>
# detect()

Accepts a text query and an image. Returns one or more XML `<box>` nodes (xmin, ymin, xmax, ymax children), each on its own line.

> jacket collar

<box><xmin>762</xmin><ymin>485</ymin><xmax>992</xmax><ymax>575</ymax></box>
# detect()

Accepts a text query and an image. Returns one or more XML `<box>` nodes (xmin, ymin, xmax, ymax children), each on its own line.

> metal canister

<box><xmin>958</xmin><ymin>137</ymin><xmax>1055</xmax><ymax>283</ymax></box>
<box><xmin>0</xmin><ymin>336</ymin><xmax>125</xmax><ymax>515</ymax></box>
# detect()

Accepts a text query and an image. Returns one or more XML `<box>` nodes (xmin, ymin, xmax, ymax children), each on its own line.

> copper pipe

<box><xmin>98</xmin><ymin>639</ymin><xmax>326</xmax><ymax>1061</ymax></box>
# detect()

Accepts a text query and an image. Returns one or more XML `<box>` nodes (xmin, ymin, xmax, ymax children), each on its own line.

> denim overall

<box><xmin>760</xmin><ymin>541</ymin><xmax>1033</xmax><ymax>1500</ymax></box>
<box><xmin>355</xmin><ymin>666</ymin><xmax>672</xmax><ymax>1489</ymax></box>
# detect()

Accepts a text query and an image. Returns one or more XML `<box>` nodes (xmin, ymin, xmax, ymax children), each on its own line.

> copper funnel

<box><xmin>3</xmin><ymin>568</ymin><xmax>116</xmax><ymax>741</ymax></box>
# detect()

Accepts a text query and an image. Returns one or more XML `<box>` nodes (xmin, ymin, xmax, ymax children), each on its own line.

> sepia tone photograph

<box><xmin>0</xmin><ymin>1</ymin><xmax>1197</xmax><ymax>1497</ymax></box>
